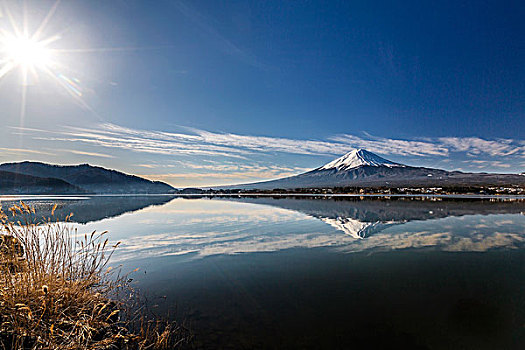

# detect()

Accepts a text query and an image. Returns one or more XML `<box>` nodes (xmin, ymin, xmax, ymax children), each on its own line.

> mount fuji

<box><xmin>222</xmin><ymin>149</ymin><xmax>525</xmax><ymax>190</ymax></box>
<box><xmin>319</xmin><ymin>149</ymin><xmax>404</xmax><ymax>171</ymax></box>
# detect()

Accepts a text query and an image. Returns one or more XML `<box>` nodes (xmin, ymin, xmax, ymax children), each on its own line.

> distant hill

<box><xmin>0</xmin><ymin>170</ymin><xmax>85</xmax><ymax>194</ymax></box>
<box><xmin>0</xmin><ymin>162</ymin><xmax>176</xmax><ymax>194</ymax></box>
<box><xmin>219</xmin><ymin>149</ymin><xmax>525</xmax><ymax>190</ymax></box>
<box><xmin>0</xmin><ymin>195</ymin><xmax>175</xmax><ymax>223</ymax></box>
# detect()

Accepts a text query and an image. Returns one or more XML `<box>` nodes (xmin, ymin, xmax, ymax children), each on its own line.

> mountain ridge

<box><xmin>216</xmin><ymin>149</ymin><xmax>525</xmax><ymax>190</ymax></box>
<box><xmin>0</xmin><ymin>162</ymin><xmax>176</xmax><ymax>194</ymax></box>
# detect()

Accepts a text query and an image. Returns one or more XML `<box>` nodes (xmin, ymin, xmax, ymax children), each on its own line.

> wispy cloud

<box><xmin>194</xmin><ymin>129</ymin><xmax>351</xmax><ymax>155</ymax></box>
<box><xmin>466</xmin><ymin>160</ymin><xmax>512</xmax><ymax>169</ymax></box>
<box><xmin>10</xmin><ymin>122</ymin><xmax>525</xmax><ymax>186</ymax></box>
<box><xmin>68</xmin><ymin>150</ymin><xmax>115</xmax><ymax>159</ymax></box>
<box><xmin>171</xmin><ymin>161</ymin><xmax>308</xmax><ymax>174</ymax></box>
<box><xmin>22</xmin><ymin>124</ymin><xmax>251</xmax><ymax>159</ymax></box>
<box><xmin>438</xmin><ymin>137</ymin><xmax>522</xmax><ymax>157</ymax></box>
<box><xmin>14</xmin><ymin>123</ymin><xmax>525</xmax><ymax>161</ymax></box>
<box><xmin>143</xmin><ymin>167</ymin><xmax>309</xmax><ymax>181</ymax></box>
<box><xmin>329</xmin><ymin>134</ymin><xmax>525</xmax><ymax>159</ymax></box>
<box><xmin>329</xmin><ymin>134</ymin><xmax>449</xmax><ymax>156</ymax></box>
<box><xmin>16</xmin><ymin>123</ymin><xmax>353</xmax><ymax>158</ymax></box>
<box><xmin>0</xmin><ymin>147</ymin><xmax>54</xmax><ymax>156</ymax></box>
<box><xmin>140</xmin><ymin>162</ymin><xmax>310</xmax><ymax>186</ymax></box>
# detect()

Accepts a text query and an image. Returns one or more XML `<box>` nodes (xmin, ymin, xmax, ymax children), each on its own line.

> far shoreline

<box><xmin>1</xmin><ymin>193</ymin><xmax>525</xmax><ymax>200</ymax></box>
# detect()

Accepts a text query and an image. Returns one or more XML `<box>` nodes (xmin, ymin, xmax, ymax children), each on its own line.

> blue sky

<box><xmin>0</xmin><ymin>0</ymin><xmax>524</xmax><ymax>187</ymax></box>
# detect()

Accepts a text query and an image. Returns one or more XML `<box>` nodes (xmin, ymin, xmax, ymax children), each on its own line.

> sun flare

<box><xmin>0</xmin><ymin>0</ymin><xmax>142</xmax><ymax>117</ymax></box>
<box><xmin>0</xmin><ymin>0</ymin><xmax>95</xmax><ymax>120</ymax></box>
<box><xmin>2</xmin><ymin>34</ymin><xmax>53</xmax><ymax>69</ymax></box>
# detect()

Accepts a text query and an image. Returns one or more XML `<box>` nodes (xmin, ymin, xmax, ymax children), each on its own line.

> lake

<box><xmin>1</xmin><ymin>195</ymin><xmax>524</xmax><ymax>349</ymax></box>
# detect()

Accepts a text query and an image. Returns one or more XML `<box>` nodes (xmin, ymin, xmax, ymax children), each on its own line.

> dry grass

<box><xmin>0</xmin><ymin>202</ymin><xmax>189</xmax><ymax>350</ymax></box>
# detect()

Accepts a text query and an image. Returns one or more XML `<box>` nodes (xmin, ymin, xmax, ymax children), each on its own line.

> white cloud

<box><xmin>194</xmin><ymin>129</ymin><xmax>351</xmax><ymax>155</ymax></box>
<box><xmin>438</xmin><ymin>137</ymin><xmax>522</xmax><ymax>156</ymax></box>
<box><xmin>19</xmin><ymin>123</ymin><xmax>354</xmax><ymax>158</ymax></box>
<box><xmin>140</xmin><ymin>162</ymin><xmax>310</xmax><ymax>187</ymax></box>
<box><xmin>0</xmin><ymin>147</ymin><xmax>54</xmax><ymax>156</ymax></box>
<box><xmin>463</xmin><ymin>160</ymin><xmax>512</xmax><ymax>169</ymax></box>
<box><xmin>329</xmin><ymin>134</ymin><xmax>449</xmax><ymax>156</ymax></box>
<box><xmin>68</xmin><ymin>150</ymin><xmax>115</xmax><ymax>159</ymax></box>
<box><xmin>15</xmin><ymin>123</ymin><xmax>525</xmax><ymax>162</ymax></box>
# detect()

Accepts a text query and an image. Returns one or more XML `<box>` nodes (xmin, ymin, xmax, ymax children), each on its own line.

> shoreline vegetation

<box><xmin>180</xmin><ymin>185</ymin><xmax>525</xmax><ymax>196</ymax></box>
<box><xmin>0</xmin><ymin>203</ymin><xmax>189</xmax><ymax>350</ymax></box>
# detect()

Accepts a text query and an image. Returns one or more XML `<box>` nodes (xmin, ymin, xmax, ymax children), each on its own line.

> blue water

<box><xmin>2</xmin><ymin>195</ymin><xmax>524</xmax><ymax>349</ymax></box>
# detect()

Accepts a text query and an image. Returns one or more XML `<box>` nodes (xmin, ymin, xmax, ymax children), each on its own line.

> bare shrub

<box><xmin>0</xmin><ymin>202</ymin><xmax>189</xmax><ymax>349</ymax></box>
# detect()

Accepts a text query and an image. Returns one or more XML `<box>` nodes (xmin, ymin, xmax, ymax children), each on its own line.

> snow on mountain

<box><xmin>319</xmin><ymin>149</ymin><xmax>404</xmax><ymax>171</ymax></box>
<box><xmin>320</xmin><ymin>217</ymin><xmax>397</xmax><ymax>239</ymax></box>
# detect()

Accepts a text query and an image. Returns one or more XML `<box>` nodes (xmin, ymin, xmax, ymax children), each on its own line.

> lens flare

<box><xmin>0</xmin><ymin>0</ymin><xmax>154</xmax><ymax>122</ymax></box>
<box><xmin>0</xmin><ymin>0</ymin><xmax>93</xmax><ymax>125</ymax></box>
<box><xmin>2</xmin><ymin>34</ymin><xmax>53</xmax><ymax>69</ymax></box>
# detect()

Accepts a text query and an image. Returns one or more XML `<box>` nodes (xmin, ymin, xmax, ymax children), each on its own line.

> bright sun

<box><xmin>3</xmin><ymin>35</ymin><xmax>53</xmax><ymax>69</ymax></box>
<box><xmin>0</xmin><ymin>0</ymin><xmax>126</xmax><ymax>116</ymax></box>
<box><xmin>0</xmin><ymin>0</ymin><xmax>94</xmax><ymax>117</ymax></box>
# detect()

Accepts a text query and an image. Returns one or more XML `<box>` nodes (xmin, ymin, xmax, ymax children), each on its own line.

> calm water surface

<box><xmin>1</xmin><ymin>195</ymin><xmax>524</xmax><ymax>349</ymax></box>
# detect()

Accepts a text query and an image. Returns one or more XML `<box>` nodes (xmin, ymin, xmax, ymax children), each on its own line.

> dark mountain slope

<box><xmin>0</xmin><ymin>170</ymin><xmax>84</xmax><ymax>194</ymax></box>
<box><xmin>0</xmin><ymin>162</ymin><xmax>175</xmax><ymax>194</ymax></box>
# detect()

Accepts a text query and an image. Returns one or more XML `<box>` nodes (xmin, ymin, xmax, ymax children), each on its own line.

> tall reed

<box><xmin>0</xmin><ymin>202</ymin><xmax>188</xmax><ymax>349</ymax></box>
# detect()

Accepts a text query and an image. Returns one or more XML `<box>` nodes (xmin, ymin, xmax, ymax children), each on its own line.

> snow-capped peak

<box><xmin>320</xmin><ymin>149</ymin><xmax>404</xmax><ymax>171</ymax></box>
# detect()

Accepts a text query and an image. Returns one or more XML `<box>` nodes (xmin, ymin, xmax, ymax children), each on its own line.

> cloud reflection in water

<box><xmin>75</xmin><ymin>197</ymin><xmax>525</xmax><ymax>262</ymax></box>
<box><xmin>4</xmin><ymin>196</ymin><xmax>522</xmax><ymax>261</ymax></box>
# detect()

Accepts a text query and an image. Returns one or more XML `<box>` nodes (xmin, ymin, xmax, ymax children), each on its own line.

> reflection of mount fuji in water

<box><xmin>219</xmin><ymin>196</ymin><xmax>525</xmax><ymax>238</ymax></box>
<box><xmin>2</xmin><ymin>195</ymin><xmax>524</xmax><ymax>240</ymax></box>
<box><xmin>1</xmin><ymin>195</ymin><xmax>175</xmax><ymax>224</ymax></box>
<box><xmin>319</xmin><ymin>218</ymin><xmax>397</xmax><ymax>239</ymax></box>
